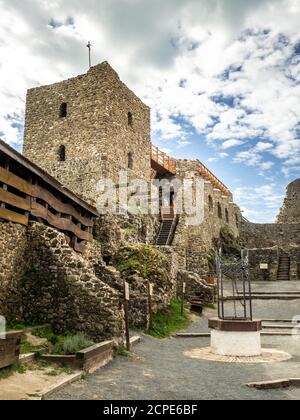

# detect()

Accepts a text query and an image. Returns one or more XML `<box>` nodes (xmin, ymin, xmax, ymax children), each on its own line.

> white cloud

<box><xmin>0</xmin><ymin>0</ymin><xmax>299</xmax><ymax>219</ymax></box>
<box><xmin>234</xmin><ymin>183</ymin><xmax>285</xmax><ymax>222</ymax></box>
<box><xmin>222</xmin><ymin>139</ymin><xmax>245</xmax><ymax>149</ymax></box>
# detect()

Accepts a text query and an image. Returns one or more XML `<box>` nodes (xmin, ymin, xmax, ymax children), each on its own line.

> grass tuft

<box><xmin>147</xmin><ymin>299</ymin><xmax>189</xmax><ymax>338</ymax></box>
<box><xmin>51</xmin><ymin>334</ymin><xmax>94</xmax><ymax>355</ymax></box>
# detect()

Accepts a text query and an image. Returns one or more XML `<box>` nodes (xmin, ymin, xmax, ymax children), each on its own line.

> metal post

<box><xmin>86</xmin><ymin>41</ymin><xmax>92</xmax><ymax>69</ymax></box>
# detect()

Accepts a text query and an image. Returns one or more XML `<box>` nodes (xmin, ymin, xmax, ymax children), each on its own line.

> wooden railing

<box><xmin>197</xmin><ymin>162</ymin><xmax>230</xmax><ymax>196</ymax></box>
<box><xmin>0</xmin><ymin>140</ymin><xmax>98</xmax><ymax>252</ymax></box>
<box><xmin>151</xmin><ymin>145</ymin><xmax>177</xmax><ymax>175</ymax></box>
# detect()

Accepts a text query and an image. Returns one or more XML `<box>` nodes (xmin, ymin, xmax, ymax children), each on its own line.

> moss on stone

<box><xmin>112</xmin><ymin>244</ymin><xmax>169</xmax><ymax>284</ymax></box>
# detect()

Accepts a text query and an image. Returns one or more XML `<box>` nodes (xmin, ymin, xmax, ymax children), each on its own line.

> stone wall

<box><xmin>0</xmin><ymin>222</ymin><xmax>28</xmax><ymax>320</ymax></box>
<box><xmin>246</xmin><ymin>247</ymin><xmax>300</xmax><ymax>281</ymax></box>
<box><xmin>0</xmin><ymin>221</ymin><xmax>124</xmax><ymax>342</ymax></box>
<box><xmin>240</xmin><ymin>221</ymin><xmax>300</xmax><ymax>248</ymax></box>
<box><xmin>0</xmin><ymin>219</ymin><xmax>180</xmax><ymax>339</ymax></box>
<box><xmin>94</xmin><ymin>213</ymin><xmax>160</xmax><ymax>259</ymax></box>
<box><xmin>22</xmin><ymin>223</ymin><xmax>123</xmax><ymax>342</ymax></box>
<box><xmin>172</xmin><ymin>160</ymin><xmax>242</xmax><ymax>278</ymax></box>
<box><xmin>111</xmin><ymin>244</ymin><xmax>179</xmax><ymax>329</ymax></box>
<box><xmin>23</xmin><ymin>62</ymin><xmax>151</xmax><ymax>205</ymax></box>
<box><xmin>277</xmin><ymin>179</ymin><xmax>300</xmax><ymax>224</ymax></box>
<box><xmin>240</xmin><ymin>221</ymin><xmax>300</xmax><ymax>281</ymax></box>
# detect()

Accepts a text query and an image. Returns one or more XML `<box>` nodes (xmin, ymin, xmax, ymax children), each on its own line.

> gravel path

<box><xmin>48</xmin><ymin>295</ymin><xmax>300</xmax><ymax>401</ymax></box>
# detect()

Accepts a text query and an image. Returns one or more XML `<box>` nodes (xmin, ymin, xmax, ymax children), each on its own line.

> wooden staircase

<box><xmin>277</xmin><ymin>254</ymin><xmax>291</xmax><ymax>281</ymax></box>
<box><xmin>156</xmin><ymin>206</ymin><xmax>179</xmax><ymax>246</ymax></box>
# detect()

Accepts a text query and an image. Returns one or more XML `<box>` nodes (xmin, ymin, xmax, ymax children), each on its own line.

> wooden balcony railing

<box><xmin>151</xmin><ymin>145</ymin><xmax>177</xmax><ymax>175</ymax></box>
<box><xmin>0</xmin><ymin>140</ymin><xmax>98</xmax><ymax>253</ymax></box>
<box><xmin>197</xmin><ymin>162</ymin><xmax>230</xmax><ymax>196</ymax></box>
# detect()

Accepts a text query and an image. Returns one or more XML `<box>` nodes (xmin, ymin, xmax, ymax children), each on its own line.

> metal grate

<box><xmin>216</xmin><ymin>249</ymin><xmax>253</xmax><ymax>321</ymax></box>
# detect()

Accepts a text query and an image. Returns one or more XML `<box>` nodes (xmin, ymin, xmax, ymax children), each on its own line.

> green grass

<box><xmin>0</xmin><ymin>365</ymin><xmax>15</xmax><ymax>380</ymax></box>
<box><xmin>32</xmin><ymin>326</ymin><xmax>63</xmax><ymax>345</ymax></box>
<box><xmin>20</xmin><ymin>333</ymin><xmax>50</xmax><ymax>355</ymax></box>
<box><xmin>51</xmin><ymin>334</ymin><xmax>94</xmax><ymax>355</ymax></box>
<box><xmin>6</xmin><ymin>321</ymin><xmax>30</xmax><ymax>332</ymax></box>
<box><xmin>204</xmin><ymin>303</ymin><xmax>216</xmax><ymax>310</ymax></box>
<box><xmin>46</xmin><ymin>366</ymin><xmax>74</xmax><ymax>376</ymax></box>
<box><xmin>147</xmin><ymin>299</ymin><xmax>190</xmax><ymax>338</ymax></box>
<box><xmin>0</xmin><ymin>362</ymin><xmax>28</xmax><ymax>381</ymax></box>
<box><xmin>117</xmin><ymin>346</ymin><xmax>131</xmax><ymax>357</ymax></box>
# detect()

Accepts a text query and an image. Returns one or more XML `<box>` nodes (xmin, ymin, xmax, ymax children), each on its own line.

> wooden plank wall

<box><xmin>0</xmin><ymin>163</ymin><xmax>94</xmax><ymax>252</ymax></box>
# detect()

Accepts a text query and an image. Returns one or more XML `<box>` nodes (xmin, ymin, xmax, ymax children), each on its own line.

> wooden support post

<box><xmin>181</xmin><ymin>282</ymin><xmax>186</xmax><ymax>317</ymax></box>
<box><xmin>1</xmin><ymin>162</ymin><xmax>9</xmax><ymax>209</ymax></box>
<box><xmin>148</xmin><ymin>283</ymin><xmax>153</xmax><ymax>331</ymax></box>
<box><xmin>124</xmin><ymin>281</ymin><xmax>130</xmax><ymax>352</ymax></box>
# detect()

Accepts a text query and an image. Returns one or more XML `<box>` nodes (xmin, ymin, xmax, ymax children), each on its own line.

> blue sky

<box><xmin>0</xmin><ymin>0</ymin><xmax>299</xmax><ymax>222</ymax></box>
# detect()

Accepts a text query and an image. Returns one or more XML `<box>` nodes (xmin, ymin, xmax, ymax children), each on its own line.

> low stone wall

<box><xmin>248</xmin><ymin>247</ymin><xmax>280</xmax><ymax>281</ymax></box>
<box><xmin>240</xmin><ymin>221</ymin><xmax>300</xmax><ymax>281</ymax></box>
<box><xmin>177</xmin><ymin>270</ymin><xmax>215</xmax><ymax>303</ymax></box>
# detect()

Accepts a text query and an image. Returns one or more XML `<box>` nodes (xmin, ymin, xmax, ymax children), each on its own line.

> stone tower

<box><xmin>276</xmin><ymin>179</ymin><xmax>300</xmax><ymax>224</ymax></box>
<box><xmin>23</xmin><ymin>62</ymin><xmax>151</xmax><ymax>205</ymax></box>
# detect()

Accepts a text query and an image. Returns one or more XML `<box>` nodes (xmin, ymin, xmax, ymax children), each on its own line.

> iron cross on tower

<box><xmin>86</xmin><ymin>41</ymin><xmax>92</xmax><ymax>69</ymax></box>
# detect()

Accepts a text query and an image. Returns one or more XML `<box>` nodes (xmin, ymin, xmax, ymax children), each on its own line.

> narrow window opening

<box><xmin>225</xmin><ymin>208</ymin><xmax>229</xmax><ymax>223</ymax></box>
<box><xmin>209</xmin><ymin>195</ymin><xmax>213</xmax><ymax>212</ymax></box>
<box><xmin>59</xmin><ymin>145</ymin><xmax>66</xmax><ymax>162</ymax></box>
<box><xmin>128</xmin><ymin>152</ymin><xmax>133</xmax><ymax>169</ymax></box>
<box><xmin>128</xmin><ymin>112</ymin><xmax>133</xmax><ymax>127</ymax></box>
<box><xmin>59</xmin><ymin>103</ymin><xmax>68</xmax><ymax>118</ymax></box>
<box><xmin>218</xmin><ymin>203</ymin><xmax>222</xmax><ymax>219</ymax></box>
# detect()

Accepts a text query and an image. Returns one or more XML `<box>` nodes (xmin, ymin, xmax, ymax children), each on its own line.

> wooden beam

<box><xmin>0</xmin><ymin>189</ymin><xmax>31</xmax><ymax>211</ymax></box>
<box><xmin>0</xmin><ymin>167</ymin><xmax>32</xmax><ymax>196</ymax></box>
<box><xmin>31</xmin><ymin>201</ymin><xmax>92</xmax><ymax>241</ymax></box>
<box><xmin>0</xmin><ymin>207</ymin><xmax>28</xmax><ymax>226</ymax></box>
<box><xmin>31</xmin><ymin>184</ymin><xmax>93</xmax><ymax>227</ymax></box>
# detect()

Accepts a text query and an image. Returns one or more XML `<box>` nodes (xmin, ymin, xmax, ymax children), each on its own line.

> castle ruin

<box><xmin>0</xmin><ymin>61</ymin><xmax>299</xmax><ymax>342</ymax></box>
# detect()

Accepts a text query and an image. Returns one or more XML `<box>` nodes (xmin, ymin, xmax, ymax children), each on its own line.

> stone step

<box><xmin>242</xmin><ymin>291</ymin><xmax>300</xmax><ymax>295</ymax></box>
<box><xmin>224</xmin><ymin>294</ymin><xmax>300</xmax><ymax>301</ymax></box>
<box><xmin>262</xmin><ymin>319</ymin><xmax>300</xmax><ymax>323</ymax></box>
<box><xmin>262</xmin><ymin>324</ymin><xmax>295</xmax><ymax>330</ymax></box>
<box><xmin>175</xmin><ymin>331</ymin><xmax>294</xmax><ymax>338</ymax></box>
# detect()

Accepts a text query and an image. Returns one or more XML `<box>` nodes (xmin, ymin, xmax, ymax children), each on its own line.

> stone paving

<box><xmin>48</xmin><ymin>284</ymin><xmax>300</xmax><ymax>400</ymax></box>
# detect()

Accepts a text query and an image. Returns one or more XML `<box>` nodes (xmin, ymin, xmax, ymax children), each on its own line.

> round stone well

<box><xmin>208</xmin><ymin>318</ymin><xmax>262</xmax><ymax>357</ymax></box>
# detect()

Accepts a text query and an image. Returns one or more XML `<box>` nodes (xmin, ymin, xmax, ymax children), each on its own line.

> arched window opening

<box><xmin>128</xmin><ymin>112</ymin><xmax>133</xmax><ymax>127</ymax></box>
<box><xmin>59</xmin><ymin>145</ymin><xmax>66</xmax><ymax>162</ymax></box>
<box><xmin>209</xmin><ymin>195</ymin><xmax>213</xmax><ymax>212</ymax></box>
<box><xmin>128</xmin><ymin>152</ymin><xmax>133</xmax><ymax>169</ymax></box>
<box><xmin>59</xmin><ymin>103</ymin><xmax>68</xmax><ymax>118</ymax></box>
<box><xmin>218</xmin><ymin>203</ymin><xmax>222</xmax><ymax>219</ymax></box>
<box><xmin>225</xmin><ymin>208</ymin><xmax>229</xmax><ymax>223</ymax></box>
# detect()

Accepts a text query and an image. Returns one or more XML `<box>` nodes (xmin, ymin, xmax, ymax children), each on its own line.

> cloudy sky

<box><xmin>0</xmin><ymin>0</ymin><xmax>299</xmax><ymax>222</ymax></box>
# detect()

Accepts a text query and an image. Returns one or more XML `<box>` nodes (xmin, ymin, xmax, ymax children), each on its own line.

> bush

<box><xmin>112</xmin><ymin>244</ymin><xmax>169</xmax><ymax>284</ymax></box>
<box><xmin>51</xmin><ymin>334</ymin><xmax>94</xmax><ymax>355</ymax></box>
